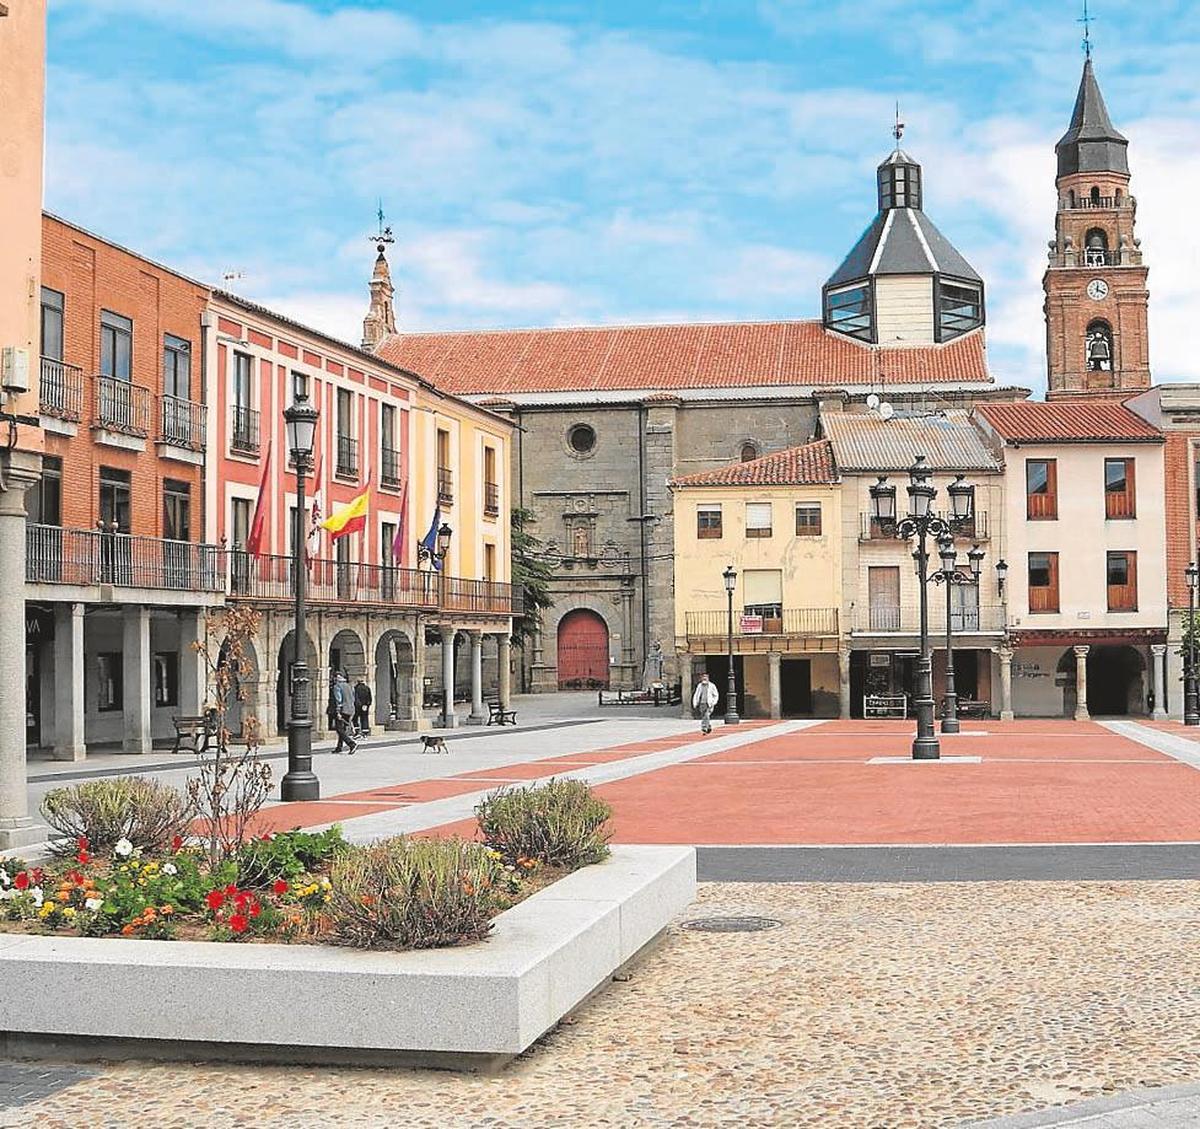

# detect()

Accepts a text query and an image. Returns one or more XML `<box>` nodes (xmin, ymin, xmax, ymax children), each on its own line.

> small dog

<box><xmin>420</xmin><ymin>735</ymin><xmax>449</xmax><ymax>754</ymax></box>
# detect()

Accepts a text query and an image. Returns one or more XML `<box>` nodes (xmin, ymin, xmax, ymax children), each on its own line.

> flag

<box><xmin>391</xmin><ymin>474</ymin><xmax>409</xmax><ymax>564</ymax></box>
<box><xmin>320</xmin><ymin>482</ymin><xmax>370</xmax><ymax>541</ymax></box>
<box><xmin>419</xmin><ymin>504</ymin><xmax>442</xmax><ymax>571</ymax></box>
<box><xmin>245</xmin><ymin>439</ymin><xmax>272</xmax><ymax>558</ymax></box>
<box><xmin>306</xmin><ymin>454</ymin><xmax>324</xmax><ymax>564</ymax></box>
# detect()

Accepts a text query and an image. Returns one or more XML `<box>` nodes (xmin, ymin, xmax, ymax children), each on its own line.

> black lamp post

<box><xmin>419</xmin><ymin>523</ymin><xmax>454</xmax><ymax>725</ymax></box>
<box><xmin>280</xmin><ymin>392</ymin><xmax>320</xmax><ymax>802</ymax></box>
<box><xmin>722</xmin><ymin>564</ymin><xmax>740</xmax><ymax>724</ymax></box>
<box><xmin>932</xmin><ymin>536</ymin><xmax>985</xmax><ymax>735</ymax></box>
<box><xmin>1186</xmin><ymin>562</ymin><xmax>1199</xmax><ymax>726</ymax></box>
<box><xmin>869</xmin><ymin>456</ymin><xmax>975</xmax><ymax>760</ymax></box>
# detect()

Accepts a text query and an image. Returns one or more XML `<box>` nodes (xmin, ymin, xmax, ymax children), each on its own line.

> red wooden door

<box><xmin>557</xmin><ymin>610</ymin><xmax>610</xmax><ymax>689</ymax></box>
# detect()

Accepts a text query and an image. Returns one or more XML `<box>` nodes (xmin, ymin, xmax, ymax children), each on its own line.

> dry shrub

<box><xmin>40</xmin><ymin>777</ymin><xmax>194</xmax><ymax>856</ymax></box>
<box><xmin>474</xmin><ymin>778</ymin><xmax>611</xmax><ymax>871</ymax></box>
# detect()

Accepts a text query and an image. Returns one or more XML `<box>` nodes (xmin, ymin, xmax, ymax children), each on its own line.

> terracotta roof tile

<box><xmin>672</xmin><ymin>440</ymin><xmax>837</xmax><ymax>487</ymax></box>
<box><xmin>375</xmin><ymin>321</ymin><xmax>990</xmax><ymax>395</ymax></box>
<box><xmin>976</xmin><ymin>401</ymin><xmax>1161</xmax><ymax>443</ymax></box>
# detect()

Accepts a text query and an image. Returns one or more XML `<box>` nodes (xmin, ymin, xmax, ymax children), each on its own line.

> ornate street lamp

<box><xmin>1186</xmin><ymin>562</ymin><xmax>1199</xmax><ymax>726</ymax></box>
<box><xmin>931</xmin><ymin>537</ymin><xmax>985</xmax><ymax>735</ymax></box>
<box><xmin>869</xmin><ymin>455</ymin><xmax>975</xmax><ymax>760</ymax></box>
<box><xmin>281</xmin><ymin>392</ymin><xmax>320</xmax><ymax>802</ymax></box>
<box><xmin>995</xmin><ymin>558</ymin><xmax>1009</xmax><ymax>597</ymax></box>
<box><xmin>722</xmin><ymin>564</ymin><xmax>740</xmax><ymax>724</ymax></box>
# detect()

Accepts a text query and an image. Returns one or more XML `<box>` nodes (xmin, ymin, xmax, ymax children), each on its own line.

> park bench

<box><xmin>955</xmin><ymin>698</ymin><xmax>991</xmax><ymax>720</ymax></box>
<box><xmin>598</xmin><ymin>682</ymin><xmax>682</xmax><ymax>708</ymax></box>
<box><xmin>487</xmin><ymin>700</ymin><xmax>517</xmax><ymax>726</ymax></box>
<box><xmin>171</xmin><ymin>713</ymin><xmax>214</xmax><ymax>755</ymax></box>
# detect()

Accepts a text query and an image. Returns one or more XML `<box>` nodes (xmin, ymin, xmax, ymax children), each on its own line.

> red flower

<box><xmin>67</xmin><ymin>870</ymin><xmax>83</xmax><ymax>886</ymax></box>
<box><xmin>272</xmin><ymin>879</ymin><xmax>289</xmax><ymax>896</ymax></box>
<box><xmin>77</xmin><ymin>836</ymin><xmax>89</xmax><ymax>851</ymax></box>
<box><xmin>228</xmin><ymin>913</ymin><xmax>248</xmax><ymax>934</ymax></box>
<box><xmin>76</xmin><ymin>851</ymin><xmax>90</xmax><ymax>865</ymax></box>
<box><xmin>225</xmin><ymin>884</ymin><xmax>238</xmax><ymax>896</ymax></box>
<box><xmin>249</xmin><ymin>903</ymin><xmax>262</xmax><ymax>918</ymax></box>
<box><xmin>170</xmin><ymin>835</ymin><xmax>183</xmax><ymax>852</ymax></box>
<box><xmin>13</xmin><ymin>872</ymin><xmax>29</xmax><ymax>891</ymax></box>
<box><xmin>30</xmin><ymin>868</ymin><xmax>44</xmax><ymax>885</ymax></box>
<box><xmin>205</xmin><ymin>890</ymin><xmax>225</xmax><ymax>911</ymax></box>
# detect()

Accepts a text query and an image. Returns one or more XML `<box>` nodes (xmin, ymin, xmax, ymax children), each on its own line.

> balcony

<box><xmin>39</xmin><ymin>357</ymin><xmax>83</xmax><ymax>422</ymax></box>
<box><xmin>484</xmin><ymin>481</ymin><xmax>500</xmax><ymax>517</ymax></box>
<box><xmin>437</xmin><ymin>466</ymin><xmax>454</xmax><ymax>506</ymax></box>
<box><xmin>231</xmin><ymin>405</ymin><xmax>260</xmax><ymax>455</ymax></box>
<box><xmin>95</xmin><ymin>376</ymin><xmax>150</xmax><ymax>437</ymax></box>
<box><xmin>851</xmin><ymin>603</ymin><xmax>1005</xmax><ymax>635</ymax></box>
<box><xmin>159</xmin><ymin>395</ymin><xmax>207</xmax><ymax>452</ymax></box>
<box><xmin>860</xmin><ymin>511</ymin><xmax>990</xmax><ymax>541</ymax></box>
<box><xmin>1083</xmin><ymin>249</ymin><xmax>1121</xmax><ymax>267</ymax></box>
<box><xmin>26</xmin><ymin>524</ymin><xmax>225</xmax><ymax>594</ymax></box>
<box><xmin>380</xmin><ymin>446</ymin><xmax>401</xmax><ymax>488</ymax></box>
<box><xmin>336</xmin><ymin>434</ymin><xmax>359</xmax><ymax>479</ymax></box>
<box><xmin>440</xmin><ymin>576</ymin><xmax>519</xmax><ymax>616</ymax></box>
<box><xmin>1064</xmin><ymin>195</ymin><xmax>1129</xmax><ymax>210</ymax></box>
<box><xmin>684</xmin><ymin>607</ymin><xmax>839</xmax><ymax>642</ymax></box>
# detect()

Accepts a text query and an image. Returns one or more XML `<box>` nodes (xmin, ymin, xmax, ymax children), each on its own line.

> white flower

<box><xmin>161</xmin><ymin>863</ymin><xmax>177</xmax><ymax>876</ymax></box>
<box><xmin>84</xmin><ymin>897</ymin><xmax>103</xmax><ymax>912</ymax></box>
<box><xmin>0</xmin><ymin>888</ymin><xmax>13</xmax><ymax>901</ymax></box>
<box><xmin>0</xmin><ymin>870</ymin><xmax>9</xmax><ymax>888</ymax></box>
<box><xmin>31</xmin><ymin>889</ymin><xmax>43</xmax><ymax>907</ymax></box>
<box><xmin>114</xmin><ymin>838</ymin><xmax>134</xmax><ymax>858</ymax></box>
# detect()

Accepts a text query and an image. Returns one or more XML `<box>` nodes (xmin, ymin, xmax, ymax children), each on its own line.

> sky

<box><xmin>43</xmin><ymin>0</ymin><xmax>1200</xmax><ymax>393</ymax></box>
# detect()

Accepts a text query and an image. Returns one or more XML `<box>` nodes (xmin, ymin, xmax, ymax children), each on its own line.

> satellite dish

<box><xmin>866</xmin><ymin>394</ymin><xmax>881</xmax><ymax>410</ymax></box>
<box><xmin>879</xmin><ymin>402</ymin><xmax>895</xmax><ymax>421</ymax></box>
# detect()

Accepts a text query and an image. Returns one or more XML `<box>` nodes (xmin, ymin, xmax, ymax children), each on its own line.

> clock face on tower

<box><xmin>1087</xmin><ymin>278</ymin><xmax>1110</xmax><ymax>301</ymax></box>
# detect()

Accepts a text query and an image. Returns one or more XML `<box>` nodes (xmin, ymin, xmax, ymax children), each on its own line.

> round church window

<box><xmin>568</xmin><ymin>424</ymin><xmax>596</xmax><ymax>455</ymax></box>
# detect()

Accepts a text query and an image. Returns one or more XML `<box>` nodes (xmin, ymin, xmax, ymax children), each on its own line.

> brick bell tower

<box><xmin>1044</xmin><ymin>56</ymin><xmax>1150</xmax><ymax>399</ymax></box>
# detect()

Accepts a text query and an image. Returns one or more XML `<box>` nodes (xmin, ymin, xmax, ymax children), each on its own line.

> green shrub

<box><xmin>326</xmin><ymin>837</ymin><xmax>502</xmax><ymax>950</ymax></box>
<box><xmin>235</xmin><ymin>826</ymin><xmax>348</xmax><ymax>888</ymax></box>
<box><xmin>475</xmin><ymin>778</ymin><xmax>611</xmax><ymax>870</ymax></box>
<box><xmin>40</xmin><ymin>777</ymin><xmax>194</xmax><ymax>857</ymax></box>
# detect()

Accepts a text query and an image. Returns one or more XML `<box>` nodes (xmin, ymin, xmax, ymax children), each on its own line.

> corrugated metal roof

<box><xmin>672</xmin><ymin>441</ymin><xmax>837</xmax><ymax>488</ymax></box>
<box><xmin>822</xmin><ymin>410</ymin><xmax>1002</xmax><ymax>472</ymax></box>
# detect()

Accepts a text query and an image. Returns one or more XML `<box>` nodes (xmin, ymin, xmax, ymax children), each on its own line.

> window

<box><xmin>97</xmin><ymin>653</ymin><xmax>123</xmax><ymax>712</ymax></box>
<box><xmin>1026</xmin><ymin>459</ymin><xmax>1058</xmax><ymax>520</ymax></box>
<box><xmin>567</xmin><ymin>423</ymin><xmax>596</xmax><ymax>455</ymax></box>
<box><xmin>824</xmin><ymin>283</ymin><xmax>873</xmax><ymax>342</ymax></box>
<box><xmin>743</xmin><ymin>569</ymin><xmax>783</xmax><ymax>630</ymax></box>
<box><xmin>937</xmin><ymin>279</ymin><xmax>983</xmax><ymax>341</ymax></box>
<box><xmin>740</xmin><ymin>442</ymin><xmax>759</xmax><ymax>463</ymax></box>
<box><xmin>1028</xmin><ymin>552</ymin><xmax>1060</xmax><ymax>613</ymax></box>
<box><xmin>951</xmin><ymin>581</ymin><xmax>980</xmax><ymax>631</ymax></box>
<box><xmin>381</xmin><ymin>404</ymin><xmax>400</xmax><ymax>486</ymax></box>
<box><xmin>1107</xmin><ymin>551</ymin><xmax>1138</xmax><ymax>611</ymax></box>
<box><xmin>483</xmin><ymin>445</ymin><xmax>499</xmax><ymax>515</ymax></box>
<box><xmin>99</xmin><ymin>467</ymin><xmax>131</xmax><ymax>530</ymax></box>
<box><xmin>26</xmin><ymin>455</ymin><xmax>61</xmax><ymax>525</ymax></box>
<box><xmin>231</xmin><ymin>352</ymin><xmax>258</xmax><ymax>454</ymax></box>
<box><xmin>877</xmin><ymin>160</ymin><xmax>921</xmax><ymax>210</ymax></box>
<box><xmin>868</xmin><ymin>566</ymin><xmax>901</xmax><ymax>631</ymax></box>
<box><xmin>697</xmin><ymin>504</ymin><xmax>722</xmax><ymax>540</ymax></box>
<box><xmin>163</xmin><ymin>479</ymin><xmax>191</xmax><ymax>541</ymax></box>
<box><xmin>153</xmin><ymin>652</ymin><xmax>179</xmax><ymax>708</ymax></box>
<box><xmin>381</xmin><ymin>521</ymin><xmax>396</xmax><ymax>565</ymax></box>
<box><xmin>100</xmin><ymin>310</ymin><xmax>132</xmax><ymax>380</ymax></box>
<box><xmin>745</xmin><ymin>502</ymin><xmax>773</xmax><ymax>538</ymax></box>
<box><xmin>336</xmin><ymin>388</ymin><xmax>357</xmax><ymax>477</ymax></box>
<box><xmin>795</xmin><ymin>503</ymin><xmax>822</xmax><ymax>536</ymax></box>
<box><xmin>163</xmin><ymin>334</ymin><xmax>191</xmax><ymax>400</ymax></box>
<box><xmin>40</xmin><ymin>288</ymin><xmax>63</xmax><ymax>361</ymax></box>
<box><xmin>484</xmin><ymin>542</ymin><xmax>496</xmax><ymax>582</ymax></box>
<box><xmin>1104</xmin><ymin>458</ymin><xmax>1136</xmax><ymax>519</ymax></box>
<box><xmin>231</xmin><ymin>497</ymin><xmax>251</xmax><ymax>547</ymax></box>
<box><xmin>437</xmin><ymin>427</ymin><xmax>453</xmax><ymax>504</ymax></box>
<box><xmin>233</xmin><ymin>353</ymin><xmax>252</xmax><ymax>408</ymax></box>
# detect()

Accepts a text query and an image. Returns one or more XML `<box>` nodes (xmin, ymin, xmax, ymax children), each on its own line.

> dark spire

<box><xmin>1056</xmin><ymin>58</ymin><xmax>1128</xmax><ymax>177</ymax></box>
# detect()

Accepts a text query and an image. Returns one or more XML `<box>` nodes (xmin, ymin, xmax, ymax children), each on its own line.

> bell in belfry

<box><xmin>1087</xmin><ymin>329</ymin><xmax>1112</xmax><ymax>371</ymax></box>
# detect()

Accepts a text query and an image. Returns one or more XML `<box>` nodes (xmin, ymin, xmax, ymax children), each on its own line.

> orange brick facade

<box><xmin>1163</xmin><ymin>429</ymin><xmax>1200</xmax><ymax>609</ymax></box>
<box><xmin>39</xmin><ymin>215</ymin><xmax>210</xmax><ymax>539</ymax></box>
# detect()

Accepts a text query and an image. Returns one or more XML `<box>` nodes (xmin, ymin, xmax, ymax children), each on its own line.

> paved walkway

<box><xmin>965</xmin><ymin>1081</ymin><xmax>1200</xmax><ymax>1127</ymax></box>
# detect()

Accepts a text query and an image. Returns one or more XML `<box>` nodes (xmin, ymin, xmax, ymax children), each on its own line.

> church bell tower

<box><xmin>1044</xmin><ymin>56</ymin><xmax>1150</xmax><ymax>399</ymax></box>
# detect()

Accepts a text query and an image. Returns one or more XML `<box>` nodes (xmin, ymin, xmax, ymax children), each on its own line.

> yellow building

<box><xmin>671</xmin><ymin>441</ymin><xmax>842</xmax><ymax>719</ymax></box>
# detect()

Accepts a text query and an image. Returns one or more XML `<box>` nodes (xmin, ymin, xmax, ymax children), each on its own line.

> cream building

<box><xmin>975</xmin><ymin>400</ymin><xmax>1167</xmax><ymax>718</ymax></box>
<box><xmin>671</xmin><ymin>441</ymin><xmax>842</xmax><ymax>719</ymax></box>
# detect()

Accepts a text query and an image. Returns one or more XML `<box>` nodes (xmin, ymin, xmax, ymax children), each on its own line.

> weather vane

<box><xmin>371</xmin><ymin>199</ymin><xmax>394</xmax><ymax>252</ymax></box>
<box><xmin>1079</xmin><ymin>0</ymin><xmax>1095</xmax><ymax>59</ymax></box>
<box><xmin>893</xmin><ymin>102</ymin><xmax>905</xmax><ymax>146</ymax></box>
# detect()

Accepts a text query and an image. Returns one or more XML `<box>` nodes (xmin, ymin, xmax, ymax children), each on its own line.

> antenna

<box><xmin>221</xmin><ymin>270</ymin><xmax>244</xmax><ymax>287</ymax></box>
<box><xmin>893</xmin><ymin>102</ymin><xmax>905</xmax><ymax>146</ymax></box>
<box><xmin>371</xmin><ymin>199</ymin><xmax>395</xmax><ymax>252</ymax></box>
<box><xmin>1079</xmin><ymin>0</ymin><xmax>1095</xmax><ymax>60</ymax></box>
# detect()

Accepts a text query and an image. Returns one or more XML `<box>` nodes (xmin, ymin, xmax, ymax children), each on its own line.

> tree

<box><xmin>510</xmin><ymin>506</ymin><xmax>554</xmax><ymax>646</ymax></box>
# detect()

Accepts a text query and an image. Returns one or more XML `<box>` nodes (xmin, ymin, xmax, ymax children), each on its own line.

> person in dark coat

<box><xmin>330</xmin><ymin>671</ymin><xmax>357</xmax><ymax>755</ymax></box>
<box><xmin>353</xmin><ymin>679</ymin><xmax>372</xmax><ymax>738</ymax></box>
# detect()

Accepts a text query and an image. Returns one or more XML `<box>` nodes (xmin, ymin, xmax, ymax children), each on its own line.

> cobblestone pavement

<box><xmin>7</xmin><ymin>880</ymin><xmax>1200</xmax><ymax>1128</ymax></box>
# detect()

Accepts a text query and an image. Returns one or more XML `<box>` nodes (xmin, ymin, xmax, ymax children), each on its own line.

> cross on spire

<box><xmin>1079</xmin><ymin>0</ymin><xmax>1095</xmax><ymax>60</ymax></box>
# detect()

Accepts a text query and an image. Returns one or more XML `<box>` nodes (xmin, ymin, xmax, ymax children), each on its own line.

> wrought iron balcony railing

<box><xmin>96</xmin><ymin>376</ymin><xmax>150</xmax><ymax>437</ymax></box>
<box><xmin>440</xmin><ymin>576</ymin><xmax>519</xmax><ymax>616</ymax></box>
<box><xmin>684</xmin><ymin>607</ymin><xmax>839</xmax><ymax>640</ymax></box>
<box><xmin>40</xmin><ymin>357</ymin><xmax>83</xmax><ymax>421</ymax></box>
<box><xmin>380</xmin><ymin>446</ymin><xmax>402</xmax><ymax>488</ymax></box>
<box><xmin>336</xmin><ymin>434</ymin><xmax>359</xmax><ymax>479</ymax></box>
<box><xmin>160</xmin><ymin>395</ymin><xmax>207</xmax><ymax>451</ymax></box>
<box><xmin>851</xmin><ymin>603</ymin><xmax>1005</xmax><ymax>634</ymax></box>
<box><xmin>230</xmin><ymin>405</ymin><xmax>260</xmax><ymax>455</ymax></box>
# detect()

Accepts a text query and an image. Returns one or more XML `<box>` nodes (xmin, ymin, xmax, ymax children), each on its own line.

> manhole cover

<box><xmin>682</xmin><ymin>915</ymin><xmax>782</xmax><ymax>933</ymax></box>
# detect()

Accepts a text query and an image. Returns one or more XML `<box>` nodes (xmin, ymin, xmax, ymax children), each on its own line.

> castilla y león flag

<box><xmin>320</xmin><ymin>483</ymin><xmax>370</xmax><ymax>541</ymax></box>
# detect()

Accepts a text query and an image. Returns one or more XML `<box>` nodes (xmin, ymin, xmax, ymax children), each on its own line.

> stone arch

<box><xmin>373</xmin><ymin>630</ymin><xmax>416</xmax><ymax>727</ymax></box>
<box><xmin>1086</xmin><ymin>318</ymin><xmax>1114</xmax><ymax>375</ymax></box>
<box><xmin>219</xmin><ymin>634</ymin><xmax>260</xmax><ymax>740</ymax></box>
<box><xmin>1087</xmin><ymin>645</ymin><xmax>1146</xmax><ymax>716</ymax></box>
<box><xmin>557</xmin><ymin>608</ymin><xmax>611</xmax><ymax>689</ymax></box>
<box><xmin>275</xmin><ymin>629</ymin><xmax>318</xmax><ymax>736</ymax></box>
<box><xmin>1090</xmin><ymin>185</ymin><xmax>1101</xmax><ymax>205</ymax></box>
<box><xmin>328</xmin><ymin>627</ymin><xmax>366</xmax><ymax>681</ymax></box>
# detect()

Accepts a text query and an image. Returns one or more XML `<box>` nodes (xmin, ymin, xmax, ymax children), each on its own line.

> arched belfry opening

<box><xmin>1086</xmin><ymin>319</ymin><xmax>1113</xmax><ymax>373</ymax></box>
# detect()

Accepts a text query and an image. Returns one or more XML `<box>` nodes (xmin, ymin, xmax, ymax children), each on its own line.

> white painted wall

<box><xmin>874</xmin><ymin>276</ymin><xmax>934</xmax><ymax>344</ymax></box>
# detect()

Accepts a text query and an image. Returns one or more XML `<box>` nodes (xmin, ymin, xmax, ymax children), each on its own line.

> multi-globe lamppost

<box><xmin>1185</xmin><ymin>561</ymin><xmax>1199</xmax><ymax>727</ymax></box>
<box><xmin>280</xmin><ymin>392</ymin><xmax>321</xmax><ymax>802</ymax></box>
<box><xmin>722</xmin><ymin>563</ymin><xmax>740</xmax><ymax>725</ymax></box>
<box><xmin>930</xmin><ymin>534</ymin><xmax>985</xmax><ymax>735</ymax></box>
<box><xmin>869</xmin><ymin>456</ymin><xmax>976</xmax><ymax>760</ymax></box>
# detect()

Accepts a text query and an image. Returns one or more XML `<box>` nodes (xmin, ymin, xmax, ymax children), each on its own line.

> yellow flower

<box><xmin>38</xmin><ymin>901</ymin><xmax>56</xmax><ymax>918</ymax></box>
<box><xmin>62</xmin><ymin>907</ymin><xmax>76</xmax><ymax>918</ymax></box>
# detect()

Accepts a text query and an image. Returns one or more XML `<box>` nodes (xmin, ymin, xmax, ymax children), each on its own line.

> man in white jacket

<box><xmin>692</xmin><ymin>672</ymin><xmax>720</xmax><ymax>734</ymax></box>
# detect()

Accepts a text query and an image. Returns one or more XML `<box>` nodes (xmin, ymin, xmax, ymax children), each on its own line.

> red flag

<box><xmin>391</xmin><ymin>473</ymin><xmax>409</xmax><ymax>564</ymax></box>
<box><xmin>245</xmin><ymin>439</ymin><xmax>272</xmax><ymax>558</ymax></box>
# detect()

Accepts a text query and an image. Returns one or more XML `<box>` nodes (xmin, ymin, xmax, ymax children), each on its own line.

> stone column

<box><xmin>123</xmin><ymin>605</ymin><xmax>152</xmax><ymax>753</ymax></box>
<box><xmin>441</xmin><ymin>628</ymin><xmax>458</xmax><ymax>728</ymax></box>
<box><xmin>466</xmin><ymin>631</ymin><xmax>487</xmax><ymax>724</ymax></box>
<box><xmin>0</xmin><ymin>454</ymin><xmax>44</xmax><ymax>848</ymax></box>
<box><xmin>998</xmin><ymin>646</ymin><xmax>1014</xmax><ymax>721</ymax></box>
<box><xmin>679</xmin><ymin>655</ymin><xmax>694</xmax><ymax>721</ymax></box>
<box><xmin>397</xmin><ymin>625</ymin><xmax>429</xmax><ymax>732</ymax></box>
<box><xmin>767</xmin><ymin>651</ymin><xmax>782</xmax><ymax>720</ymax></box>
<box><xmin>838</xmin><ymin>647</ymin><xmax>852</xmax><ymax>720</ymax></box>
<box><xmin>1151</xmin><ymin>643</ymin><xmax>1168</xmax><ymax>720</ymax></box>
<box><xmin>178</xmin><ymin>609</ymin><xmax>205</xmax><ymax>717</ymax></box>
<box><xmin>1073</xmin><ymin>645</ymin><xmax>1090</xmax><ymax>722</ymax></box>
<box><xmin>497</xmin><ymin>632</ymin><xmax>512</xmax><ymax>712</ymax></box>
<box><xmin>52</xmin><ymin>602</ymin><xmax>86</xmax><ymax>762</ymax></box>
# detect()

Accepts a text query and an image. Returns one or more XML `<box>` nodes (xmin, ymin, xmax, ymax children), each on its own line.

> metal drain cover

<box><xmin>682</xmin><ymin>915</ymin><xmax>782</xmax><ymax>933</ymax></box>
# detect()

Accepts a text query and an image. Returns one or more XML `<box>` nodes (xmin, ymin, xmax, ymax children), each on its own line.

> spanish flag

<box><xmin>320</xmin><ymin>483</ymin><xmax>369</xmax><ymax>541</ymax></box>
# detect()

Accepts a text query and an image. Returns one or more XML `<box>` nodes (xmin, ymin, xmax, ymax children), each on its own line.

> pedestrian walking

<box><xmin>331</xmin><ymin>670</ymin><xmax>358</xmax><ymax>754</ymax></box>
<box><xmin>353</xmin><ymin>678</ymin><xmax>372</xmax><ymax>738</ymax></box>
<box><xmin>692</xmin><ymin>672</ymin><xmax>720</xmax><ymax>734</ymax></box>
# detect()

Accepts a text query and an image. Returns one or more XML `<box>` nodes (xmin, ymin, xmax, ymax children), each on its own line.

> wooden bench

<box><xmin>171</xmin><ymin>713</ymin><xmax>214</xmax><ymax>755</ymax></box>
<box><xmin>955</xmin><ymin>698</ymin><xmax>992</xmax><ymax>720</ymax></box>
<box><xmin>487</xmin><ymin>700</ymin><xmax>517</xmax><ymax>726</ymax></box>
